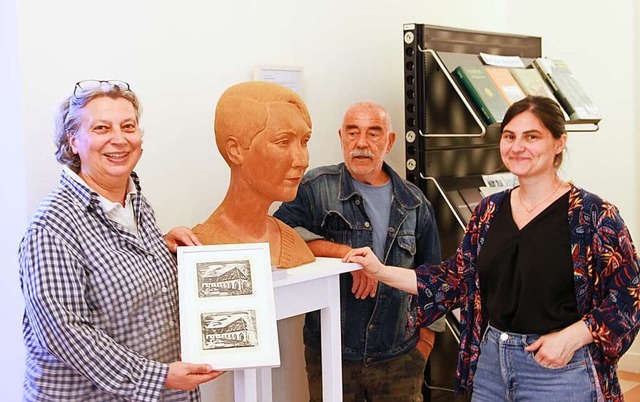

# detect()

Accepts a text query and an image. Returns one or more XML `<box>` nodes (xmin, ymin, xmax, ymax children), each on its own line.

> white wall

<box><xmin>3</xmin><ymin>0</ymin><xmax>637</xmax><ymax>399</ymax></box>
<box><xmin>1</xmin><ymin>0</ymin><xmax>27</xmax><ymax>400</ymax></box>
<box><xmin>17</xmin><ymin>0</ymin><xmax>511</xmax><ymax>232</ymax></box>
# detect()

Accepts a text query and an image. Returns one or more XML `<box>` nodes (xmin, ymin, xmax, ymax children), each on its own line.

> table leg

<box><xmin>234</xmin><ymin>369</ymin><xmax>258</xmax><ymax>402</ymax></box>
<box><xmin>257</xmin><ymin>367</ymin><xmax>273</xmax><ymax>402</ymax></box>
<box><xmin>320</xmin><ymin>275</ymin><xmax>343</xmax><ymax>402</ymax></box>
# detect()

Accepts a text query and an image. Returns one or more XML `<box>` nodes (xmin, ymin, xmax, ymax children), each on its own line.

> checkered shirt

<box><xmin>19</xmin><ymin>170</ymin><xmax>200</xmax><ymax>402</ymax></box>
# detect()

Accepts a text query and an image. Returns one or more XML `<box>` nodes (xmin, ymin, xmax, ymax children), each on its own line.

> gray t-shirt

<box><xmin>351</xmin><ymin>178</ymin><xmax>393</xmax><ymax>261</ymax></box>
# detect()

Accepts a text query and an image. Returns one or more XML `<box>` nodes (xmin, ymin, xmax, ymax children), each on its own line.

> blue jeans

<box><xmin>472</xmin><ymin>325</ymin><xmax>598</xmax><ymax>402</ymax></box>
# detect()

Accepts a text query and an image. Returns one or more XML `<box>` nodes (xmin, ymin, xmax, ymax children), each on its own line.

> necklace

<box><xmin>518</xmin><ymin>179</ymin><xmax>564</xmax><ymax>214</ymax></box>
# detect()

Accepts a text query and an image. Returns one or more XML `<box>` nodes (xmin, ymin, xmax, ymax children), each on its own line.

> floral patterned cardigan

<box><xmin>415</xmin><ymin>184</ymin><xmax>640</xmax><ymax>402</ymax></box>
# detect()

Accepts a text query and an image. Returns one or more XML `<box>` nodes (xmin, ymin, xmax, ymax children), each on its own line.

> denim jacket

<box><xmin>274</xmin><ymin>163</ymin><xmax>441</xmax><ymax>364</ymax></box>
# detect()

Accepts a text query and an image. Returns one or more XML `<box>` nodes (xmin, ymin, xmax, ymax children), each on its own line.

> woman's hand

<box><xmin>164</xmin><ymin>362</ymin><xmax>225</xmax><ymax>390</ymax></box>
<box><xmin>344</xmin><ymin>247</ymin><xmax>418</xmax><ymax>295</ymax></box>
<box><xmin>345</xmin><ymin>247</ymin><xmax>382</xmax><ymax>298</ymax></box>
<box><xmin>524</xmin><ymin>320</ymin><xmax>594</xmax><ymax>368</ymax></box>
<box><xmin>343</xmin><ymin>247</ymin><xmax>385</xmax><ymax>277</ymax></box>
<box><xmin>164</xmin><ymin>226</ymin><xmax>202</xmax><ymax>253</ymax></box>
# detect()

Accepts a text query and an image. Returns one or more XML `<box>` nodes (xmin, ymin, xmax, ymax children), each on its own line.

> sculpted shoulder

<box><xmin>192</xmin><ymin>219</ymin><xmax>315</xmax><ymax>269</ymax></box>
<box><xmin>274</xmin><ymin>218</ymin><xmax>315</xmax><ymax>268</ymax></box>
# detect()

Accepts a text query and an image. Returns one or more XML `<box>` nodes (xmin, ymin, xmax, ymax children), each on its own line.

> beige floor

<box><xmin>619</xmin><ymin>371</ymin><xmax>640</xmax><ymax>402</ymax></box>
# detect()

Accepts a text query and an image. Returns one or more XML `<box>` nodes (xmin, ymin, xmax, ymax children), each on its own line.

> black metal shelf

<box><xmin>403</xmin><ymin>23</ymin><xmax>599</xmax><ymax>196</ymax></box>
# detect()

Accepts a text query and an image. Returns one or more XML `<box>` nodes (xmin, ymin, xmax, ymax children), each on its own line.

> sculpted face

<box><xmin>70</xmin><ymin>97</ymin><xmax>142</xmax><ymax>188</ymax></box>
<box><xmin>339</xmin><ymin>104</ymin><xmax>395</xmax><ymax>185</ymax></box>
<box><xmin>238</xmin><ymin>102</ymin><xmax>311</xmax><ymax>202</ymax></box>
<box><xmin>500</xmin><ymin>110</ymin><xmax>566</xmax><ymax>180</ymax></box>
<box><xmin>195</xmin><ymin>82</ymin><xmax>316</xmax><ymax>268</ymax></box>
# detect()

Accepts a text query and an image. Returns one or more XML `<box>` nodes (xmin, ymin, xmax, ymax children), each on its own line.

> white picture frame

<box><xmin>253</xmin><ymin>64</ymin><xmax>303</xmax><ymax>95</ymax></box>
<box><xmin>177</xmin><ymin>243</ymin><xmax>280</xmax><ymax>370</ymax></box>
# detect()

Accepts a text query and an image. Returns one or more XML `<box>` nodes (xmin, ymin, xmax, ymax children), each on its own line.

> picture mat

<box><xmin>254</xmin><ymin>64</ymin><xmax>303</xmax><ymax>95</ymax></box>
<box><xmin>177</xmin><ymin>243</ymin><xmax>280</xmax><ymax>370</ymax></box>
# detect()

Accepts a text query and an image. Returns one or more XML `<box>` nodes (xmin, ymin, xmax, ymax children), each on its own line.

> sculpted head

<box><xmin>197</xmin><ymin>81</ymin><xmax>316</xmax><ymax>268</ymax></box>
<box><xmin>215</xmin><ymin>81</ymin><xmax>311</xmax><ymax>163</ymax></box>
<box><xmin>214</xmin><ymin>81</ymin><xmax>312</xmax><ymax>202</ymax></box>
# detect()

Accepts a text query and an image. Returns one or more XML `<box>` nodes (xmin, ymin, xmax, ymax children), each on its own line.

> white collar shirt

<box><xmin>63</xmin><ymin>167</ymin><xmax>139</xmax><ymax>237</ymax></box>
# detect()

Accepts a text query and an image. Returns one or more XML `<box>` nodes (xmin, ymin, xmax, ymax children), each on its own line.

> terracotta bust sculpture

<box><xmin>193</xmin><ymin>81</ymin><xmax>315</xmax><ymax>268</ymax></box>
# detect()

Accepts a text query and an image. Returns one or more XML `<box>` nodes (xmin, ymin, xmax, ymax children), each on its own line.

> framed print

<box><xmin>177</xmin><ymin>243</ymin><xmax>280</xmax><ymax>370</ymax></box>
<box><xmin>253</xmin><ymin>64</ymin><xmax>303</xmax><ymax>95</ymax></box>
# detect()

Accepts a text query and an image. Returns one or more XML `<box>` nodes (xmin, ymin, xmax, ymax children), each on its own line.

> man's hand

<box><xmin>164</xmin><ymin>226</ymin><xmax>202</xmax><ymax>253</ymax></box>
<box><xmin>345</xmin><ymin>247</ymin><xmax>383</xmax><ymax>298</ymax></box>
<box><xmin>164</xmin><ymin>362</ymin><xmax>225</xmax><ymax>391</ymax></box>
<box><xmin>351</xmin><ymin>270</ymin><xmax>378</xmax><ymax>299</ymax></box>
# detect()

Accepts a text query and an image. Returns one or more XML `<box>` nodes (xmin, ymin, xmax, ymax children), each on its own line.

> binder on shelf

<box><xmin>485</xmin><ymin>67</ymin><xmax>526</xmax><ymax>105</ymax></box>
<box><xmin>511</xmin><ymin>68</ymin><xmax>555</xmax><ymax>98</ymax></box>
<box><xmin>453</xmin><ymin>66</ymin><xmax>510</xmax><ymax>125</ymax></box>
<box><xmin>510</xmin><ymin>68</ymin><xmax>570</xmax><ymax>120</ymax></box>
<box><xmin>532</xmin><ymin>58</ymin><xmax>600</xmax><ymax>123</ymax></box>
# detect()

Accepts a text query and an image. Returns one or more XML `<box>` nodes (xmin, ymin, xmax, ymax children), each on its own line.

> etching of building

<box><xmin>201</xmin><ymin>312</ymin><xmax>257</xmax><ymax>349</ymax></box>
<box><xmin>197</xmin><ymin>260</ymin><xmax>252</xmax><ymax>297</ymax></box>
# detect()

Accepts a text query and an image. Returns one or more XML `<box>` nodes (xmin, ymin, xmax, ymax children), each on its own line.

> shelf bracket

<box><xmin>420</xmin><ymin>174</ymin><xmax>467</xmax><ymax>231</ymax></box>
<box><xmin>418</xmin><ymin>47</ymin><xmax>487</xmax><ymax>138</ymax></box>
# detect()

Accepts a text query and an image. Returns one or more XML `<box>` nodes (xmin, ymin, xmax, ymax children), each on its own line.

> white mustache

<box><xmin>350</xmin><ymin>149</ymin><xmax>373</xmax><ymax>158</ymax></box>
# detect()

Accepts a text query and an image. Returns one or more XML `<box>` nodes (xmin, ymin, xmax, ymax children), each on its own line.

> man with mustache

<box><xmin>274</xmin><ymin>101</ymin><xmax>442</xmax><ymax>401</ymax></box>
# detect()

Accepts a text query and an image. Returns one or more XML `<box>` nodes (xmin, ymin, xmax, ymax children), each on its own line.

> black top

<box><xmin>477</xmin><ymin>191</ymin><xmax>579</xmax><ymax>334</ymax></box>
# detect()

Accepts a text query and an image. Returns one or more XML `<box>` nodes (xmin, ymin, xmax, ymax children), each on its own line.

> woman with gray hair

<box><xmin>19</xmin><ymin>80</ymin><xmax>222</xmax><ymax>401</ymax></box>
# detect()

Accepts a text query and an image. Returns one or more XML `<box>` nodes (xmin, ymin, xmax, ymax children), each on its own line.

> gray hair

<box><xmin>342</xmin><ymin>101</ymin><xmax>393</xmax><ymax>133</ymax></box>
<box><xmin>54</xmin><ymin>83</ymin><xmax>142</xmax><ymax>172</ymax></box>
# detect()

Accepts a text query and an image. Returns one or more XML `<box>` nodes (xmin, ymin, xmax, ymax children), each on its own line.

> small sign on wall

<box><xmin>254</xmin><ymin>65</ymin><xmax>303</xmax><ymax>95</ymax></box>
